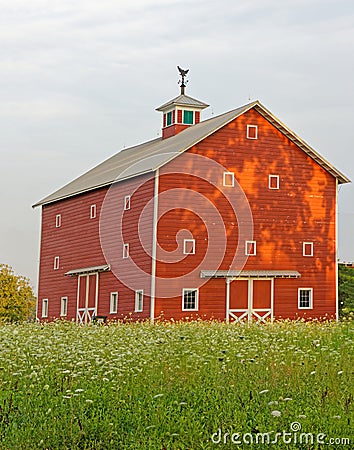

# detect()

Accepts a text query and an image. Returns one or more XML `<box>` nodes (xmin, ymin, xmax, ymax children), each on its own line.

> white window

<box><xmin>183</xmin><ymin>239</ymin><xmax>195</xmax><ymax>255</ymax></box>
<box><xmin>110</xmin><ymin>292</ymin><xmax>118</xmax><ymax>314</ymax></box>
<box><xmin>245</xmin><ymin>241</ymin><xmax>256</xmax><ymax>256</ymax></box>
<box><xmin>303</xmin><ymin>242</ymin><xmax>314</xmax><ymax>257</ymax></box>
<box><xmin>135</xmin><ymin>290</ymin><xmax>143</xmax><ymax>312</ymax></box>
<box><xmin>54</xmin><ymin>256</ymin><xmax>60</xmax><ymax>270</ymax></box>
<box><xmin>247</xmin><ymin>124</ymin><xmax>258</xmax><ymax>139</ymax></box>
<box><xmin>55</xmin><ymin>214</ymin><xmax>61</xmax><ymax>228</ymax></box>
<box><xmin>182</xmin><ymin>289</ymin><xmax>199</xmax><ymax>311</ymax></box>
<box><xmin>269</xmin><ymin>174</ymin><xmax>279</xmax><ymax>190</ymax></box>
<box><xmin>60</xmin><ymin>297</ymin><xmax>68</xmax><ymax>317</ymax></box>
<box><xmin>42</xmin><ymin>298</ymin><xmax>48</xmax><ymax>318</ymax></box>
<box><xmin>223</xmin><ymin>172</ymin><xmax>235</xmax><ymax>187</ymax></box>
<box><xmin>90</xmin><ymin>204</ymin><xmax>97</xmax><ymax>219</ymax></box>
<box><xmin>124</xmin><ymin>195</ymin><xmax>131</xmax><ymax>211</ymax></box>
<box><xmin>298</xmin><ymin>288</ymin><xmax>313</xmax><ymax>309</ymax></box>
<box><xmin>123</xmin><ymin>243</ymin><xmax>129</xmax><ymax>259</ymax></box>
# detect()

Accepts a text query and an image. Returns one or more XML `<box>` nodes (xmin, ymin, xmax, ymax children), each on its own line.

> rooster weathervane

<box><xmin>177</xmin><ymin>66</ymin><xmax>189</xmax><ymax>95</ymax></box>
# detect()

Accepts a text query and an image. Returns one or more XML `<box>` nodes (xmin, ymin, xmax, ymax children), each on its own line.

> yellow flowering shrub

<box><xmin>0</xmin><ymin>264</ymin><xmax>36</xmax><ymax>322</ymax></box>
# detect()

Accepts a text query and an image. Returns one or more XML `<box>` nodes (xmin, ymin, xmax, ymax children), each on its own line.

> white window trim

<box><xmin>124</xmin><ymin>195</ymin><xmax>131</xmax><ymax>211</ymax></box>
<box><xmin>110</xmin><ymin>292</ymin><xmax>118</xmax><ymax>314</ymax></box>
<box><xmin>123</xmin><ymin>243</ymin><xmax>129</xmax><ymax>259</ymax></box>
<box><xmin>90</xmin><ymin>204</ymin><xmax>97</xmax><ymax>219</ymax></box>
<box><xmin>245</xmin><ymin>240</ymin><xmax>256</xmax><ymax>256</ymax></box>
<box><xmin>60</xmin><ymin>296</ymin><xmax>68</xmax><ymax>317</ymax></box>
<box><xmin>54</xmin><ymin>256</ymin><xmax>60</xmax><ymax>270</ymax></box>
<box><xmin>298</xmin><ymin>288</ymin><xmax>313</xmax><ymax>309</ymax></box>
<box><xmin>166</xmin><ymin>110</ymin><xmax>173</xmax><ymax>127</ymax></box>
<box><xmin>269</xmin><ymin>174</ymin><xmax>279</xmax><ymax>190</ymax></box>
<box><xmin>303</xmin><ymin>242</ymin><xmax>314</xmax><ymax>257</ymax></box>
<box><xmin>42</xmin><ymin>298</ymin><xmax>48</xmax><ymax>318</ymax></box>
<box><xmin>247</xmin><ymin>124</ymin><xmax>258</xmax><ymax>139</ymax></box>
<box><xmin>183</xmin><ymin>238</ymin><xmax>195</xmax><ymax>255</ymax></box>
<box><xmin>55</xmin><ymin>214</ymin><xmax>61</xmax><ymax>228</ymax></box>
<box><xmin>223</xmin><ymin>172</ymin><xmax>235</xmax><ymax>187</ymax></box>
<box><xmin>182</xmin><ymin>288</ymin><xmax>199</xmax><ymax>311</ymax></box>
<box><xmin>183</xmin><ymin>109</ymin><xmax>194</xmax><ymax>125</ymax></box>
<box><xmin>135</xmin><ymin>290</ymin><xmax>144</xmax><ymax>312</ymax></box>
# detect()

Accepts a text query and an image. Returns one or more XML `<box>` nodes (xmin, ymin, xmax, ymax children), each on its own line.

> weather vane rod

<box><xmin>177</xmin><ymin>66</ymin><xmax>189</xmax><ymax>95</ymax></box>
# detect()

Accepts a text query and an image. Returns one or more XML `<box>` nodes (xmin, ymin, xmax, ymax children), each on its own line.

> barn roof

<box><xmin>33</xmin><ymin>100</ymin><xmax>350</xmax><ymax>207</ymax></box>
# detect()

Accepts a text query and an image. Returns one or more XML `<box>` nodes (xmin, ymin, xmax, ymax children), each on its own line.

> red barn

<box><xmin>34</xmin><ymin>73</ymin><xmax>350</xmax><ymax>323</ymax></box>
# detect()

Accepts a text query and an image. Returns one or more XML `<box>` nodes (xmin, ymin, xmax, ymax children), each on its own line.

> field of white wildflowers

<box><xmin>0</xmin><ymin>320</ymin><xmax>353</xmax><ymax>449</ymax></box>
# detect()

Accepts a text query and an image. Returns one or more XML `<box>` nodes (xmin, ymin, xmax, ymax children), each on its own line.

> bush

<box><xmin>338</xmin><ymin>264</ymin><xmax>354</xmax><ymax>318</ymax></box>
<box><xmin>0</xmin><ymin>264</ymin><xmax>36</xmax><ymax>322</ymax></box>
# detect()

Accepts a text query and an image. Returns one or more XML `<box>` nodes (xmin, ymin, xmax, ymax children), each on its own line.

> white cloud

<box><xmin>1</xmin><ymin>0</ymin><xmax>354</xmax><ymax>282</ymax></box>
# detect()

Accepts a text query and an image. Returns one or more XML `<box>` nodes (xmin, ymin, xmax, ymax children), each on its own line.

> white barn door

<box><xmin>227</xmin><ymin>278</ymin><xmax>273</xmax><ymax>323</ymax></box>
<box><xmin>76</xmin><ymin>273</ymin><xmax>98</xmax><ymax>324</ymax></box>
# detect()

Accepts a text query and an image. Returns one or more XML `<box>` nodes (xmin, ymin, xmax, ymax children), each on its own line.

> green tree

<box><xmin>0</xmin><ymin>264</ymin><xmax>36</xmax><ymax>322</ymax></box>
<box><xmin>338</xmin><ymin>264</ymin><xmax>354</xmax><ymax>318</ymax></box>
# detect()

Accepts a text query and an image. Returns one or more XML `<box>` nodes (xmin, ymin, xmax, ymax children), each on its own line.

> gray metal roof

<box><xmin>200</xmin><ymin>270</ymin><xmax>301</xmax><ymax>278</ymax></box>
<box><xmin>33</xmin><ymin>100</ymin><xmax>350</xmax><ymax>208</ymax></box>
<box><xmin>156</xmin><ymin>94</ymin><xmax>209</xmax><ymax>111</ymax></box>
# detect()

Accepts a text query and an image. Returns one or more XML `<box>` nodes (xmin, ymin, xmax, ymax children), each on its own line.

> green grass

<box><xmin>0</xmin><ymin>320</ymin><xmax>353</xmax><ymax>449</ymax></box>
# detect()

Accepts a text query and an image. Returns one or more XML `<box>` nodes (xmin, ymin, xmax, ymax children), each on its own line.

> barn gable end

<box><xmin>154</xmin><ymin>108</ymin><xmax>340</xmax><ymax>320</ymax></box>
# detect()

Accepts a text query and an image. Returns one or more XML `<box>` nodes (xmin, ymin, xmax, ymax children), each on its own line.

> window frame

<box><xmin>123</xmin><ymin>243</ymin><xmax>129</xmax><ymax>259</ymax></box>
<box><xmin>42</xmin><ymin>298</ymin><xmax>48</xmax><ymax>318</ymax></box>
<box><xmin>55</xmin><ymin>214</ymin><xmax>61</xmax><ymax>228</ymax></box>
<box><xmin>303</xmin><ymin>242</ymin><xmax>314</xmax><ymax>257</ymax></box>
<box><xmin>268</xmin><ymin>174</ymin><xmax>280</xmax><ymax>190</ymax></box>
<box><xmin>166</xmin><ymin>111</ymin><xmax>173</xmax><ymax>126</ymax></box>
<box><xmin>298</xmin><ymin>288</ymin><xmax>313</xmax><ymax>309</ymax></box>
<box><xmin>183</xmin><ymin>110</ymin><xmax>194</xmax><ymax>125</ymax></box>
<box><xmin>90</xmin><ymin>204</ymin><xmax>97</xmax><ymax>219</ymax></box>
<box><xmin>223</xmin><ymin>171</ymin><xmax>235</xmax><ymax>187</ymax></box>
<box><xmin>246</xmin><ymin>124</ymin><xmax>258</xmax><ymax>140</ymax></box>
<box><xmin>124</xmin><ymin>195</ymin><xmax>131</xmax><ymax>211</ymax></box>
<box><xmin>245</xmin><ymin>240</ymin><xmax>256</xmax><ymax>256</ymax></box>
<box><xmin>182</xmin><ymin>288</ymin><xmax>199</xmax><ymax>311</ymax></box>
<box><xmin>60</xmin><ymin>296</ymin><xmax>68</xmax><ymax>317</ymax></box>
<box><xmin>54</xmin><ymin>256</ymin><xmax>60</xmax><ymax>270</ymax></box>
<box><xmin>135</xmin><ymin>290</ymin><xmax>144</xmax><ymax>312</ymax></box>
<box><xmin>183</xmin><ymin>238</ymin><xmax>196</xmax><ymax>255</ymax></box>
<box><xmin>110</xmin><ymin>292</ymin><xmax>118</xmax><ymax>314</ymax></box>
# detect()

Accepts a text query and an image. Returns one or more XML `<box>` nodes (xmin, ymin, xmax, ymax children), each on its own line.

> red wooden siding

<box><xmin>38</xmin><ymin>174</ymin><xmax>155</xmax><ymax>321</ymax></box>
<box><xmin>38</xmin><ymin>188</ymin><xmax>106</xmax><ymax>320</ymax></box>
<box><xmin>230</xmin><ymin>280</ymin><xmax>248</xmax><ymax>310</ymax></box>
<box><xmin>99</xmin><ymin>174</ymin><xmax>155</xmax><ymax>313</ymax></box>
<box><xmin>177</xmin><ymin>109</ymin><xmax>183</xmax><ymax>123</ymax></box>
<box><xmin>162</xmin><ymin>123</ymin><xmax>190</xmax><ymax>139</ymax></box>
<box><xmin>253</xmin><ymin>280</ymin><xmax>271</xmax><ymax>309</ymax></box>
<box><xmin>78</xmin><ymin>276</ymin><xmax>87</xmax><ymax>309</ymax></box>
<box><xmin>155</xmin><ymin>108</ymin><xmax>337</xmax><ymax>320</ymax></box>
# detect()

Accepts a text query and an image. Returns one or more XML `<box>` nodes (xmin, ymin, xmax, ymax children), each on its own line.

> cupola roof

<box><xmin>156</xmin><ymin>94</ymin><xmax>209</xmax><ymax>112</ymax></box>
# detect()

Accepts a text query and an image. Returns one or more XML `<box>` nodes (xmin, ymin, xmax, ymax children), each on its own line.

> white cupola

<box><xmin>156</xmin><ymin>67</ymin><xmax>209</xmax><ymax>139</ymax></box>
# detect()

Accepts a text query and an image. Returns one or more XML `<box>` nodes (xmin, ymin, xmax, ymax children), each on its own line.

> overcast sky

<box><xmin>1</xmin><ymin>0</ymin><xmax>354</xmax><ymax>288</ymax></box>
